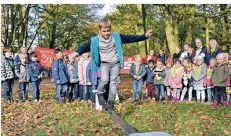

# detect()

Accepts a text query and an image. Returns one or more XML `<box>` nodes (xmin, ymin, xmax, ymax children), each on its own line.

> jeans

<box><xmin>207</xmin><ymin>87</ymin><xmax>214</xmax><ymax>102</ymax></box>
<box><xmin>31</xmin><ymin>81</ymin><xmax>40</xmax><ymax>100</ymax></box>
<box><xmin>214</xmin><ymin>86</ymin><xmax>227</xmax><ymax>101</ymax></box>
<box><xmin>154</xmin><ymin>84</ymin><xmax>165</xmax><ymax>101</ymax></box>
<box><xmin>55</xmin><ymin>83</ymin><xmax>68</xmax><ymax>102</ymax></box>
<box><xmin>82</xmin><ymin>85</ymin><xmax>88</xmax><ymax>102</ymax></box>
<box><xmin>97</xmin><ymin>62</ymin><xmax>120</xmax><ymax>102</ymax></box>
<box><xmin>90</xmin><ymin>85</ymin><xmax>97</xmax><ymax>103</ymax></box>
<box><xmin>18</xmin><ymin>82</ymin><xmax>29</xmax><ymax>101</ymax></box>
<box><xmin>3</xmin><ymin>79</ymin><xmax>14</xmax><ymax>101</ymax></box>
<box><xmin>132</xmin><ymin>80</ymin><xmax>143</xmax><ymax>101</ymax></box>
<box><xmin>67</xmin><ymin>83</ymin><xmax>79</xmax><ymax>99</ymax></box>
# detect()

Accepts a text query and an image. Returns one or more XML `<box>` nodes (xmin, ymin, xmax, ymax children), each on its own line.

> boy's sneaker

<box><xmin>25</xmin><ymin>100</ymin><xmax>29</xmax><ymax>103</ymax></box>
<box><xmin>34</xmin><ymin>100</ymin><xmax>38</xmax><ymax>102</ymax></box>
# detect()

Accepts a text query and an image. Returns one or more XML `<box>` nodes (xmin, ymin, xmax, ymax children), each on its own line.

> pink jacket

<box><xmin>169</xmin><ymin>67</ymin><xmax>184</xmax><ymax>89</ymax></box>
<box><xmin>78</xmin><ymin>57</ymin><xmax>90</xmax><ymax>85</ymax></box>
<box><xmin>204</xmin><ymin>66</ymin><xmax>214</xmax><ymax>86</ymax></box>
<box><xmin>226</xmin><ymin>66</ymin><xmax>231</xmax><ymax>86</ymax></box>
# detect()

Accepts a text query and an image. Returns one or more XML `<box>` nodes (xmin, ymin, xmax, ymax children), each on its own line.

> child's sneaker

<box><xmin>34</xmin><ymin>99</ymin><xmax>38</xmax><ymax>102</ymax></box>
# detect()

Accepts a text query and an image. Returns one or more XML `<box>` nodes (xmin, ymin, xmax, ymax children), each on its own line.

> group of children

<box><xmin>130</xmin><ymin>52</ymin><xmax>231</xmax><ymax>109</ymax></box>
<box><xmin>1</xmin><ymin>47</ymin><xmax>42</xmax><ymax>103</ymax></box>
<box><xmin>2</xmin><ymin>45</ymin><xmax>231</xmax><ymax>109</ymax></box>
<box><xmin>51</xmin><ymin>48</ymin><xmax>100</xmax><ymax>105</ymax></box>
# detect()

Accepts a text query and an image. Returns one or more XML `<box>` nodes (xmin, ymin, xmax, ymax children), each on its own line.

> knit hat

<box><xmin>166</xmin><ymin>57</ymin><xmax>173</xmax><ymax>65</ymax></box>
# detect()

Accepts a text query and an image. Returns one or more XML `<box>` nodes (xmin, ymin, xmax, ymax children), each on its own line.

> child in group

<box><xmin>164</xmin><ymin>57</ymin><xmax>173</xmax><ymax>101</ymax></box>
<box><xmin>2</xmin><ymin>47</ymin><xmax>14</xmax><ymax>102</ymax></box>
<box><xmin>157</xmin><ymin>47</ymin><xmax>168</xmax><ymax>65</ymax></box>
<box><xmin>29</xmin><ymin>52</ymin><xmax>43</xmax><ymax>102</ymax></box>
<box><xmin>169</xmin><ymin>59</ymin><xmax>184</xmax><ymax>102</ymax></box>
<box><xmin>226</xmin><ymin>56</ymin><xmax>231</xmax><ymax>104</ymax></box>
<box><xmin>66</xmin><ymin>54</ymin><xmax>79</xmax><ymax>103</ymax></box>
<box><xmin>211</xmin><ymin>54</ymin><xmax>229</xmax><ymax>109</ymax></box>
<box><xmin>129</xmin><ymin>54</ymin><xmax>146</xmax><ymax>102</ymax></box>
<box><xmin>78</xmin><ymin>52</ymin><xmax>90</xmax><ymax>104</ymax></box>
<box><xmin>182</xmin><ymin>58</ymin><xmax>190</xmax><ymax>68</ymax></box>
<box><xmin>52</xmin><ymin>48</ymin><xmax>69</xmax><ymax>102</ymax></box>
<box><xmin>192</xmin><ymin>55</ymin><xmax>207</xmax><ymax>102</ymax></box>
<box><xmin>180</xmin><ymin>63</ymin><xmax>193</xmax><ymax>101</ymax></box>
<box><xmin>145</xmin><ymin>59</ymin><xmax>155</xmax><ymax>99</ymax></box>
<box><xmin>15</xmin><ymin>54</ymin><xmax>30</xmax><ymax>102</ymax></box>
<box><xmin>86</xmin><ymin>60</ymin><xmax>101</xmax><ymax>105</ymax></box>
<box><xmin>172</xmin><ymin>46</ymin><xmax>182</xmax><ymax>64</ymax></box>
<box><xmin>153</xmin><ymin>59</ymin><xmax>166</xmax><ymax>102</ymax></box>
<box><xmin>204</xmin><ymin>58</ymin><xmax>216</xmax><ymax>104</ymax></box>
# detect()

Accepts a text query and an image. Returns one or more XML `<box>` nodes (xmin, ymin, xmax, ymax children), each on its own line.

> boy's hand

<box><xmin>137</xmin><ymin>76</ymin><xmax>142</xmax><ymax>80</ymax></box>
<box><xmin>87</xmin><ymin>82</ymin><xmax>91</xmax><ymax>85</ymax></box>
<box><xmin>145</xmin><ymin>29</ymin><xmax>152</xmax><ymax>37</ymax></box>
<box><xmin>57</xmin><ymin>80</ymin><xmax>60</xmax><ymax>84</ymax></box>
<box><xmin>133</xmin><ymin>75</ymin><xmax>137</xmax><ymax>79</ymax></box>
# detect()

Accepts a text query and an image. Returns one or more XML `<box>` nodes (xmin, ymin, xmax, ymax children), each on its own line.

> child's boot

<box><xmin>211</xmin><ymin>100</ymin><xmax>218</xmax><ymax>109</ymax></box>
<box><xmin>223</xmin><ymin>101</ymin><xmax>228</xmax><ymax>107</ymax></box>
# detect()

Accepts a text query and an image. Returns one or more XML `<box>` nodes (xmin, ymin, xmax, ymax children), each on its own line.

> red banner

<box><xmin>34</xmin><ymin>47</ymin><xmax>150</xmax><ymax>74</ymax></box>
<box><xmin>34</xmin><ymin>47</ymin><xmax>74</xmax><ymax>67</ymax></box>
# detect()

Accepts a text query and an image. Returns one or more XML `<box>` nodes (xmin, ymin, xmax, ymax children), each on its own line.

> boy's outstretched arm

<box><xmin>120</xmin><ymin>29</ymin><xmax>152</xmax><ymax>44</ymax></box>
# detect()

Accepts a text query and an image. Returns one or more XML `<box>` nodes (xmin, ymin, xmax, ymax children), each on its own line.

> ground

<box><xmin>1</xmin><ymin>75</ymin><xmax>231</xmax><ymax>136</ymax></box>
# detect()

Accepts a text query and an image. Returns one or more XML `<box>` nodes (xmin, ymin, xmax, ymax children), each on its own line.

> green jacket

<box><xmin>154</xmin><ymin>67</ymin><xmax>166</xmax><ymax>85</ymax></box>
<box><xmin>211</xmin><ymin>63</ymin><xmax>229</xmax><ymax>86</ymax></box>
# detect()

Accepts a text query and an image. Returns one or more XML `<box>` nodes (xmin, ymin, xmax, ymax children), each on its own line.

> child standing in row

<box><xmin>145</xmin><ymin>59</ymin><xmax>155</xmax><ymax>99</ymax></box>
<box><xmin>164</xmin><ymin>58</ymin><xmax>173</xmax><ymax>101</ymax></box>
<box><xmin>204</xmin><ymin>58</ymin><xmax>216</xmax><ymax>104</ymax></box>
<box><xmin>153</xmin><ymin>59</ymin><xmax>166</xmax><ymax>102</ymax></box>
<box><xmin>78</xmin><ymin>52</ymin><xmax>90</xmax><ymax>103</ymax></box>
<box><xmin>67</xmin><ymin>54</ymin><xmax>79</xmax><ymax>102</ymax></box>
<box><xmin>180</xmin><ymin>63</ymin><xmax>193</xmax><ymax>101</ymax></box>
<box><xmin>169</xmin><ymin>59</ymin><xmax>184</xmax><ymax>102</ymax></box>
<box><xmin>2</xmin><ymin>47</ymin><xmax>14</xmax><ymax>102</ymax></box>
<box><xmin>15</xmin><ymin>54</ymin><xmax>30</xmax><ymax>102</ymax></box>
<box><xmin>192</xmin><ymin>56</ymin><xmax>207</xmax><ymax>102</ymax></box>
<box><xmin>130</xmin><ymin>55</ymin><xmax>146</xmax><ymax>102</ymax></box>
<box><xmin>226</xmin><ymin>56</ymin><xmax>231</xmax><ymax>104</ymax></box>
<box><xmin>29</xmin><ymin>52</ymin><xmax>43</xmax><ymax>102</ymax></box>
<box><xmin>211</xmin><ymin>54</ymin><xmax>229</xmax><ymax>109</ymax></box>
<box><xmin>52</xmin><ymin>48</ymin><xmax>69</xmax><ymax>102</ymax></box>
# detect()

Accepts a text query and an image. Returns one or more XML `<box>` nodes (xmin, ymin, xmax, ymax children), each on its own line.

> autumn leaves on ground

<box><xmin>1</xmin><ymin>76</ymin><xmax>231</xmax><ymax>136</ymax></box>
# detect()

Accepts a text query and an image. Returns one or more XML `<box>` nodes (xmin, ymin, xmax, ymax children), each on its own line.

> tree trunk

<box><xmin>137</xmin><ymin>4</ymin><xmax>146</xmax><ymax>57</ymax></box>
<box><xmin>163</xmin><ymin>5</ymin><xmax>179</xmax><ymax>56</ymax></box>
<box><xmin>141</xmin><ymin>4</ymin><xmax>149</xmax><ymax>55</ymax></box>
<box><xmin>220</xmin><ymin>4</ymin><xmax>228</xmax><ymax>51</ymax></box>
<box><xmin>49</xmin><ymin>23</ymin><xmax>56</xmax><ymax>48</ymax></box>
<box><xmin>5</xmin><ymin>5</ymin><xmax>10</xmax><ymax>47</ymax></box>
<box><xmin>185</xmin><ymin>5</ymin><xmax>195</xmax><ymax>44</ymax></box>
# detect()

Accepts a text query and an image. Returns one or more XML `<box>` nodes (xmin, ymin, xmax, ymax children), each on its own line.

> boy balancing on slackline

<box><xmin>73</xmin><ymin>18</ymin><xmax>152</xmax><ymax>110</ymax></box>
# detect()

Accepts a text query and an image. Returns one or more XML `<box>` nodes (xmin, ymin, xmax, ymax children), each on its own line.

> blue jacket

<box><xmin>205</xmin><ymin>48</ymin><xmax>222</xmax><ymax>65</ymax></box>
<box><xmin>52</xmin><ymin>59</ymin><xmax>69</xmax><ymax>84</ymax></box>
<box><xmin>129</xmin><ymin>63</ymin><xmax>146</xmax><ymax>81</ymax></box>
<box><xmin>145</xmin><ymin>66</ymin><xmax>154</xmax><ymax>83</ymax></box>
<box><xmin>86</xmin><ymin>61</ymin><xmax>98</xmax><ymax>85</ymax></box>
<box><xmin>75</xmin><ymin>32</ymin><xmax>147</xmax><ymax>70</ymax></box>
<box><xmin>29</xmin><ymin>61</ymin><xmax>42</xmax><ymax>82</ymax></box>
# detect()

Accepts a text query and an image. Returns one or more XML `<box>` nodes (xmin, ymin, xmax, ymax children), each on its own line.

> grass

<box><xmin>2</xmin><ymin>77</ymin><xmax>231</xmax><ymax>136</ymax></box>
<box><xmin>114</xmin><ymin>99</ymin><xmax>231</xmax><ymax>135</ymax></box>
